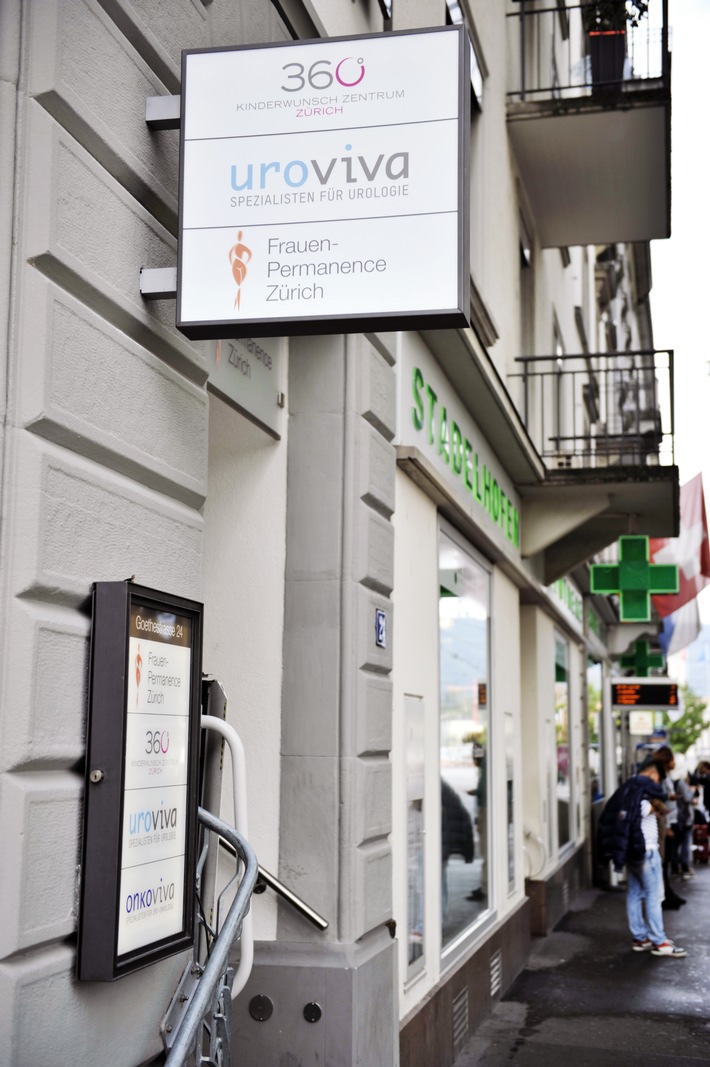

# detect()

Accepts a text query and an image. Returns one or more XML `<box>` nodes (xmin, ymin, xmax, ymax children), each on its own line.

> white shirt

<box><xmin>640</xmin><ymin>799</ymin><xmax>659</xmax><ymax>850</ymax></box>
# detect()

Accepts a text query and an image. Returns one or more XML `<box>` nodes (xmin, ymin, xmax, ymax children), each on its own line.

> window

<box><xmin>439</xmin><ymin>529</ymin><xmax>491</xmax><ymax>952</ymax></box>
<box><xmin>519</xmin><ymin>210</ymin><xmax>534</xmax><ymax>357</ymax></box>
<box><xmin>587</xmin><ymin>659</ymin><xmax>603</xmax><ymax>802</ymax></box>
<box><xmin>405</xmin><ymin>695</ymin><xmax>425</xmax><ymax>976</ymax></box>
<box><xmin>555</xmin><ymin>634</ymin><xmax>572</xmax><ymax>848</ymax></box>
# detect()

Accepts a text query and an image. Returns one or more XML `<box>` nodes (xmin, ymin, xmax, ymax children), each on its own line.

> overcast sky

<box><xmin>650</xmin><ymin>0</ymin><xmax>710</xmax><ymax>621</ymax></box>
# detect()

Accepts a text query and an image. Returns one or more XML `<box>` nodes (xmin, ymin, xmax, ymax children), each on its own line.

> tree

<box><xmin>662</xmin><ymin>685</ymin><xmax>710</xmax><ymax>755</ymax></box>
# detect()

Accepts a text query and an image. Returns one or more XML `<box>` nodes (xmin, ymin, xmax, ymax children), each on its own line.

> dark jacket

<box><xmin>441</xmin><ymin>780</ymin><xmax>474</xmax><ymax>863</ymax></box>
<box><xmin>597</xmin><ymin>773</ymin><xmax>665</xmax><ymax>872</ymax></box>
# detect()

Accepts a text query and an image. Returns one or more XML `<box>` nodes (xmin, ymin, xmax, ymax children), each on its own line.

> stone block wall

<box><xmin>0</xmin><ymin>1</ymin><xmax>289</xmax><ymax>1063</ymax></box>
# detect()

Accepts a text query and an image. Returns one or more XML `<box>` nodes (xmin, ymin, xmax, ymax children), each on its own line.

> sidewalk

<box><xmin>455</xmin><ymin>863</ymin><xmax>710</xmax><ymax>1066</ymax></box>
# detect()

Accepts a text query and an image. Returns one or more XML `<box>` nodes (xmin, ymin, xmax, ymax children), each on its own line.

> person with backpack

<box><xmin>598</xmin><ymin>758</ymin><xmax>687</xmax><ymax>958</ymax></box>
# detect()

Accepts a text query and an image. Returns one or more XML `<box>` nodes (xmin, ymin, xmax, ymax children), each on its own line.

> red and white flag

<box><xmin>650</xmin><ymin>473</ymin><xmax>710</xmax><ymax>618</ymax></box>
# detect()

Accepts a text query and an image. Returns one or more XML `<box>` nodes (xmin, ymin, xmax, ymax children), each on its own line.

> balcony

<box><xmin>509</xmin><ymin>349</ymin><xmax>679</xmax><ymax>581</ymax></box>
<box><xmin>506</xmin><ymin>1</ymin><xmax>671</xmax><ymax>248</ymax></box>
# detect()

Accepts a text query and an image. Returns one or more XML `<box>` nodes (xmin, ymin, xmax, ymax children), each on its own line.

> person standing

<box><xmin>652</xmin><ymin>746</ymin><xmax>687</xmax><ymax>910</ymax></box>
<box><xmin>598</xmin><ymin>759</ymin><xmax>687</xmax><ymax>958</ymax></box>
<box><xmin>674</xmin><ymin>772</ymin><xmax>697</xmax><ymax>879</ymax></box>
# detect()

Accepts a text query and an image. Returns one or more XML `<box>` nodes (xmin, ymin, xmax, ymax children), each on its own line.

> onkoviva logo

<box><xmin>124</xmin><ymin>877</ymin><xmax>176</xmax><ymax>915</ymax></box>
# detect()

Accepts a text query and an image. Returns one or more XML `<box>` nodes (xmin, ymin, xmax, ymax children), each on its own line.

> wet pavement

<box><xmin>455</xmin><ymin>863</ymin><xmax>710</xmax><ymax>1066</ymax></box>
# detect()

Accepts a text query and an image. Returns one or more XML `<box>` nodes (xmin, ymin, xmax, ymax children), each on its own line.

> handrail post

<box><xmin>520</xmin><ymin>0</ymin><xmax>526</xmax><ymax>101</ymax></box>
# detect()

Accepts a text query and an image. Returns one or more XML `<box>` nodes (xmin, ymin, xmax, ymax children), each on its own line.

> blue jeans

<box><xmin>626</xmin><ymin>848</ymin><xmax>667</xmax><ymax>945</ymax></box>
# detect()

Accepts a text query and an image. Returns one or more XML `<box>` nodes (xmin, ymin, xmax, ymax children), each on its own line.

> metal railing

<box><xmin>507</xmin><ymin>0</ymin><xmax>669</xmax><ymax>103</ymax></box>
<box><xmin>509</xmin><ymin>349</ymin><xmax>674</xmax><ymax>469</ymax></box>
<box><xmin>163</xmin><ymin>809</ymin><xmax>258</xmax><ymax>1067</ymax></box>
<box><xmin>160</xmin><ymin>693</ymin><xmax>329</xmax><ymax>1067</ymax></box>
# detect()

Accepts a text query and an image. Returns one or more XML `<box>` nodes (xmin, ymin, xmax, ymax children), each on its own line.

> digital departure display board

<box><xmin>610</xmin><ymin>677</ymin><xmax>679</xmax><ymax>711</ymax></box>
<box><xmin>78</xmin><ymin>582</ymin><xmax>203</xmax><ymax>981</ymax></box>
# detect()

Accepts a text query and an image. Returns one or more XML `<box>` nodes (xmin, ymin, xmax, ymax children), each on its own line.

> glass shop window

<box><xmin>439</xmin><ymin>528</ymin><xmax>491</xmax><ymax>954</ymax></box>
<box><xmin>555</xmin><ymin>634</ymin><xmax>573</xmax><ymax>849</ymax></box>
<box><xmin>587</xmin><ymin>659</ymin><xmax>603</xmax><ymax>802</ymax></box>
<box><xmin>405</xmin><ymin>695</ymin><xmax>425</xmax><ymax>978</ymax></box>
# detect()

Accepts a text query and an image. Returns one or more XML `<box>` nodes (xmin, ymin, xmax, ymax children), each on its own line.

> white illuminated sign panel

<box><xmin>117</xmin><ymin>606</ymin><xmax>193</xmax><ymax>956</ymax></box>
<box><xmin>177</xmin><ymin>27</ymin><xmax>469</xmax><ymax>339</ymax></box>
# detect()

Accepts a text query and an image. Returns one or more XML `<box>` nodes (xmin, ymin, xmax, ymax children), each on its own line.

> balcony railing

<box><xmin>509</xmin><ymin>350</ymin><xmax>674</xmax><ymax>469</ymax></box>
<box><xmin>507</xmin><ymin>0</ymin><xmax>670</xmax><ymax>104</ymax></box>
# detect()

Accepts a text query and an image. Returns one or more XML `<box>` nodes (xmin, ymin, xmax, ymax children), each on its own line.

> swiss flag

<box><xmin>650</xmin><ymin>474</ymin><xmax>710</xmax><ymax>618</ymax></box>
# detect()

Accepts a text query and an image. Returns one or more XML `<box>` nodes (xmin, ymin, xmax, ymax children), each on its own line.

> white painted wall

<box><xmin>392</xmin><ymin>469</ymin><xmax>441</xmax><ymax>1018</ymax></box>
<box><xmin>202</xmin><ymin>392</ymin><xmax>289</xmax><ymax>941</ymax></box>
<box><xmin>304</xmin><ymin>0</ymin><xmax>383</xmax><ymax>36</ymax></box>
<box><xmin>520</xmin><ymin>605</ymin><xmax>586</xmax><ymax>878</ymax></box>
<box><xmin>490</xmin><ymin>569</ymin><xmax>524</xmax><ymax>905</ymax></box>
<box><xmin>520</xmin><ymin>606</ymin><xmax>554</xmax><ymax>874</ymax></box>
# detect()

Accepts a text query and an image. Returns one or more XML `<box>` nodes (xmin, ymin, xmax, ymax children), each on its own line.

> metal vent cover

<box><xmin>489</xmin><ymin>948</ymin><xmax>503</xmax><ymax>998</ymax></box>
<box><xmin>452</xmin><ymin>986</ymin><xmax>469</xmax><ymax>1059</ymax></box>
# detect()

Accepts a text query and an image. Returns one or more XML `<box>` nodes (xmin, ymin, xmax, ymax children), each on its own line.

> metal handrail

<box><xmin>217</xmin><ymin>839</ymin><xmax>329</xmax><ymax>932</ymax></box>
<box><xmin>254</xmin><ymin>864</ymin><xmax>329</xmax><ymax>931</ymax></box>
<box><xmin>164</xmin><ymin>808</ymin><xmax>258</xmax><ymax>1067</ymax></box>
<box><xmin>200</xmin><ymin>712</ymin><xmax>254</xmax><ymax>998</ymax></box>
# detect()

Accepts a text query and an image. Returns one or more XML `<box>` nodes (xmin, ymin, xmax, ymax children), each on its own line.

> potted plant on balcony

<box><xmin>583</xmin><ymin>2</ymin><xmax>649</xmax><ymax>93</ymax></box>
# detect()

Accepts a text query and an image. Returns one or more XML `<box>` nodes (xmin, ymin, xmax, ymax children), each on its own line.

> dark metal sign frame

<box><xmin>77</xmin><ymin>582</ymin><xmax>203</xmax><ymax>981</ymax></box>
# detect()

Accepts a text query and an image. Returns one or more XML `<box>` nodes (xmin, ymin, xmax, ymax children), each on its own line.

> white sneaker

<box><xmin>651</xmin><ymin>940</ymin><xmax>687</xmax><ymax>958</ymax></box>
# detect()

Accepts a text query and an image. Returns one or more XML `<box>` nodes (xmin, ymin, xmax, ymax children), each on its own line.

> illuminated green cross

<box><xmin>619</xmin><ymin>639</ymin><xmax>666</xmax><ymax>677</ymax></box>
<box><xmin>590</xmin><ymin>536</ymin><xmax>679</xmax><ymax>623</ymax></box>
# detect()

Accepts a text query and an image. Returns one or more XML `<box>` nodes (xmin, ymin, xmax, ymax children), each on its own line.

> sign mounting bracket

<box><xmin>146</xmin><ymin>94</ymin><xmax>181</xmax><ymax>130</ymax></box>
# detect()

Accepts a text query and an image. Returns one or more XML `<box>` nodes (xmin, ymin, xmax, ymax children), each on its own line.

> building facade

<box><xmin>0</xmin><ymin>1</ymin><xmax>675</xmax><ymax>1065</ymax></box>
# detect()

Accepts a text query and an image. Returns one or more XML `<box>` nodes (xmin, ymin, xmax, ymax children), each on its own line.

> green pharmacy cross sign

<box><xmin>619</xmin><ymin>639</ymin><xmax>666</xmax><ymax>677</ymax></box>
<box><xmin>590</xmin><ymin>536</ymin><xmax>679</xmax><ymax>623</ymax></box>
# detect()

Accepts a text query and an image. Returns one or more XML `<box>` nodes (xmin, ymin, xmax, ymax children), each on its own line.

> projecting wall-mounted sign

<box><xmin>208</xmin><ymin>335</ymin><xmax>286</xmax><ymax>439</ymax></box>
<box><xmin>78</xmin><ymin>583</ymin><xmax>203</xmax><ymax>981</ymax></box>
<box><xmin>177</xmin><ymin>26</ymin><xmax>470</xmax><ymax>340</ymax></box>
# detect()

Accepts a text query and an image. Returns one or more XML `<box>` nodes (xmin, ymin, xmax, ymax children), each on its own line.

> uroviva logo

<box><xmin>230</xmin><ymin>146</ymin><xmax>409</xmax><ymax>192</ymax></box>
<box><xmin>128</xmin><ymin>801</ymin><xmax>178</xmax><ymax>835</ymax></box>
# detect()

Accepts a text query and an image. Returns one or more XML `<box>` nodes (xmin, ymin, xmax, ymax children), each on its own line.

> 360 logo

<box><xmin>281</xmin><ymin>56</ymin><xmax>365</xmax><ymax>92</ymax></box>
<box><xmin>145</xmin><ymin>730</ymin><xmax>170</xmax><ymax>755</ymax></box>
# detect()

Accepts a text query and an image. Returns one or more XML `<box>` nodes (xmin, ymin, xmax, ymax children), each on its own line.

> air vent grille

<box><xmin>452</xmin><ymin>987</ymin><xmax>469</xmax><ymax>1058</ymax></box>
<box><xmin>490</xmin><ymin>948</ymin><xmax>503</xmax><ymax>998</ymax></box>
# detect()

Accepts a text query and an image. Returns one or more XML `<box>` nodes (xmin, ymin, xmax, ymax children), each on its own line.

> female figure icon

<box><xmin>228</xmin><ymin>230</ymin><xmax>252</xmax><ymax>309</ymax></box>
<box><xmin>135</xmin><ymin>643</ymin><xmax>142</xmax><ymax>706</ymax></box>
